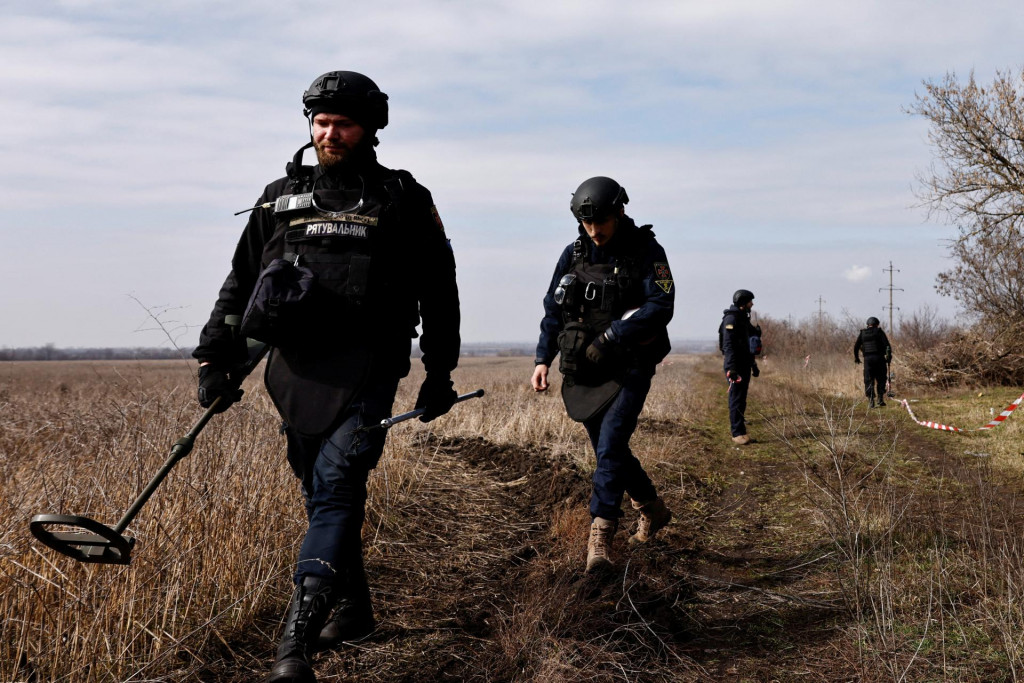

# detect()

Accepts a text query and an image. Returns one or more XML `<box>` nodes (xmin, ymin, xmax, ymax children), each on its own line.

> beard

<box><xmin>314</xmin><ymin>136</ymin><xmax>372</xmax><ymax>174</ymax></box>
<box><xmin>314</xmin><ymin>140</ymin><xmax>352</xmax><ymax>172</ymax></box>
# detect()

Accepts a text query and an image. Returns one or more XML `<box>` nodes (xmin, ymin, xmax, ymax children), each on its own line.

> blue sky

<box><xmin>2</xmin><ymin>0</ymin><xmax>1022</xmax><ymax>348</ymax></box>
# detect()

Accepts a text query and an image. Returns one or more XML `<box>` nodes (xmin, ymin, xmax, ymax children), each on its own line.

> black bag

<box><xmin>240</xmin><ymin>257</ymin><xmax>317</xmax><ymax>348</ymax></box>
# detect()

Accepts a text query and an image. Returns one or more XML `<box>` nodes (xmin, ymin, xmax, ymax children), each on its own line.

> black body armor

<box><xmin>556</xmin><ymin>233</ymin><xmax>648</xmax><ymax>421</ymax></box>
<box><xmin>858</xmin><ymin>326</ymin><xmax>883</xmax><ymax>356</ymax></box>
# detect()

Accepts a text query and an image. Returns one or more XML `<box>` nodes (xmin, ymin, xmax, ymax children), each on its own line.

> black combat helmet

<box><xmin>570</xmin><ymin>176</ymin><xmax>629</xmax><ymax>223</ymax></box>
<box><xmin>733</xmin><ymin>289</ymin><xmax>755</xmax><ymax>307</ymax></box>
<box><xmin>302</xmin><ymin>71</ymin><xmax>389</xmax><ymax>131</ymax></box>
<box><xmin>866</xmin><ymin>317</ymin><xmax>880</xmax><ymax>326</ymax></box>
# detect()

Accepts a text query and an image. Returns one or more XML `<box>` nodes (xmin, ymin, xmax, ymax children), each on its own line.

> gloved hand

<box><xmin>585</xmin><ymin>333</ymin><xmax>615</xmax><ymax>365</ymax></box>
<box><xmin>415</xmin><ymin>373</ymin><xmax>457</xmax><ymax>423</ymax></box>
<box><xmin>198</xmin><ymin>364</ymin><xmax>243</xmax><ymax>414</ymax></box>
<box><xmin>751</xmin><ymin>363</ymin><xmax>760</xmax><ymax>378</ymax></box>
<box><xmin>726</xmin><ymin>369</ymin><xmax>742</xmax><ymax>383</ymax></box>
<box><xmin>854</xmin><ymin>357</ymin><xmax>861</xmax><ymax>365</ymax></box>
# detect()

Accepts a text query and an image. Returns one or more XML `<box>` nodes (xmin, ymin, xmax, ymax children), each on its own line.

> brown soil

<box><xmin>200</xmin><ymin>364</ymin><xmax>1024</xmax><ymax>681</ymax></box>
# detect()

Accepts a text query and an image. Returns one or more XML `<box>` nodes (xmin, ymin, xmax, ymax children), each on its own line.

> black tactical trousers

<box><xmin>863</xmin><ymin>355</ymin><xmax>887</xmax><ymax>401</ymax></box>
<box><xmin>284</xmin><ymin>375</ymin><xmax>401</xmax><ymax>585</ymax></box>
<box><xmin>728</xmin><ymin>368</ymin><xmax>750</xmax><ymax>436</ymax></box>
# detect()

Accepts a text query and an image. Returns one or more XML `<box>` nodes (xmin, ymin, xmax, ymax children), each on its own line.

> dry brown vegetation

<box><xmin>2</xmin><ymin>353</ymin><xmax>1024</xmax><ymax>681</ymax></box>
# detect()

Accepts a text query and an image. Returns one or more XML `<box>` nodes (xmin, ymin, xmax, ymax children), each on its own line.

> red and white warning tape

<box><xmin>899</xmin><ymin>393</ymin><xmax>1024</xmax><ymax>432</ymax></box>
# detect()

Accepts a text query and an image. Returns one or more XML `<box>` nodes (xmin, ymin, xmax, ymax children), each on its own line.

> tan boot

<box><xmin>732</xmin><ymin>434</ymin><xmax>751</xmax><ymax>445</ymax></box>
<box><xmin>586</xmin><ymin>517</ymin><xmax>617</xmax><ymax>573</ymax></box>
<box><xmin>628</xmin><ymin>497</ymin><xmax>672</xmax><ymax>545</ymax></box>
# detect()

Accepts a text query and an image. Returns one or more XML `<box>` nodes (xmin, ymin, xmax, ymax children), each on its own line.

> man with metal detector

<box><xmin>854</xmin><ymin>316</ymin><xmax>892</xmax><ymax>408</ymax></box>
<box><xmin>531</xmin><ymin>176</ymin><xmax>674</xmax><ymax>574</ymax></box>
<box><xmin>193</xmin><ymin>71</ymin><xmax>461</xmax><ymax>683</ymax></box>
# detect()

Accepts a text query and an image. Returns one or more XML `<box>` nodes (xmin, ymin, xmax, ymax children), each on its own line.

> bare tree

<box><xmin>896</xmin><ymin>304</ymin><xmax>958</xmax><ymax>351</ymax></box>
<box><xmin>911</xmin><ymin>70</ymin><xmax>1024</xmax><ymax>232</ymax></box>
<box><xmin>910</xmin><ymin>69</ymin><xmax>1024</xmax><ymax>324</ymax></box>
<box><xmin>934</xmin><ymin>226</ymin><xmax>1024</xmax><ymax>324</ymax></box>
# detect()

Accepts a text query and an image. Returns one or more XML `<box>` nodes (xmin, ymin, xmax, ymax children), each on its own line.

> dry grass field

<box><xmin>2</xmin><ymin>352</ymin><xmax>1024</xmax><ymax>681</ymax></box>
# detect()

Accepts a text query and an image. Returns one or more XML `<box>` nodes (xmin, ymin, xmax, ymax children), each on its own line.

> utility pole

<box><xmin>815</xmin><ymin>295</ymin><xmax>826</xmax><ymax>326</ymax></box>
<box><xmin>879</xmin><ymin>261</ymin><xmax>903</xmax><ymax>333</ymax></box>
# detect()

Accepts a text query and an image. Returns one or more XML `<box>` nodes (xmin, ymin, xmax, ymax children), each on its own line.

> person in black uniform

<box><xmin>531</xmin><ymin>176</ymin><xmax>674</xmax><ymax>573</ymax></box>
<box><xmin>721</xmin><ymin>289</ymin><xmax>759</xmax><ymax>445</ymax></box>
<box><xmin>193</xmin><ymin>71</ymin><xmax>461</xmax><ymax>683</ymax></box>
<box><xmin>854</xmin><ymin>316</ymin><xmax>892</xmax><ymax>408</ymax></box>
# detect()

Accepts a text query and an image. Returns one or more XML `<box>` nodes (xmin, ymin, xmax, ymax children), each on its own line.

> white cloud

<box><xmin>844</xmin><ymin>265</ymin><xmax>874</xmax><ymax>283</ymax></box>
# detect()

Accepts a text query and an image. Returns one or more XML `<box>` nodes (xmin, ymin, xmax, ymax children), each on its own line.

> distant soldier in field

<box><xmin>531</xmin><ymin>176</ymin><xmax>674</xmax><ymax>573</ymax></box>
<box><xmin>854</xmin><ymin>316</ymin><xmax>892</xmax><ymax>408</ymax></box>
<box><xmin>193</xmin><ymin>71</ymin><xmax>461</xmax><ymax>683</ymax></box>
<box><xmin>720</xmin><ymin>289</ymin><xmax>760</xmax><ymax>445</ymax></box>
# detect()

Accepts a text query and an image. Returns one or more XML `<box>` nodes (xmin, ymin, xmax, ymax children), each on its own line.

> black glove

<box><xmin>585</xmin><ymin>333</ymin><xmax>614</xmax><ymax>365</ymax></box>
<box><xmin>415</xmin><ymin>373</ymin><xmax>457</xmax><ymax>423</ymax></box>
<box><xmin>198</xmin><ymin>364</ymin><xmax>243</xmax><ymax>414</ymax></box>
<box><xmin>751</xmin><ymin>363</ymin><xmax>760</xmax><ymax>378</ymax></box>
<box><xmin>854</xmin><ymin>357</ymin><xmax>861</xmax><ymax>365</ymax></box>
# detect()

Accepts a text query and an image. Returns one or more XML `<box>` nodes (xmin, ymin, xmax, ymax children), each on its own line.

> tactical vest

<box><xmin>251</xmin><ymin>167</ymin><xmax>414</xmax><ymax>344</ymax></box>
<box><xmin>555</xmin><ymin>232</ymin><xmax>648</xmax><ymax>384</ymax></box>
<box><xmin>559</xmin><ymin>235</ymin><xmax>647</xmax><ymax>330</ymax></box>
<box><xmin>250</xmin><ymin>149</ymin><xmax>416</xmax><ymax>436</ymax></box>
<box><xmin>860</xmin><ymin>327</ymin><xmax>883</xmax><ymax>355</ymax></box>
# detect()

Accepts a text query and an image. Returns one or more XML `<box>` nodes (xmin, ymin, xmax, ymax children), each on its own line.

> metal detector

<box><xmin>30</xmin><ymin>356</ymin><xmax>483</xmax><ymax>565</ymax></box>
<box><xmin>30</xmin><ymin>339</ymin><xmax>269</xmax><ymax>565</ymax></box>
<box><xmin>376</xmin><ymin>388</ymin><xmax>484</xmax><ymax>430</ymax></box>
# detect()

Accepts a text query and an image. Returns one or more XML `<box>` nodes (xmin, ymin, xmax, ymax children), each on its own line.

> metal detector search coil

<box><xmin>30</xmin><ymin>514</ymin><xmax>136</xmax><ymax>564</ymax></box>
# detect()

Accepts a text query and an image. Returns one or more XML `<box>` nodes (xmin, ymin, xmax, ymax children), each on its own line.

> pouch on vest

<box><xmin>749</xmin><ymin>324</ymin><xmax>763</xmax><ymax>356</ymax></box>
<box><xmin>557</xmin><ymin>321</ymin><xmax>594</xmax><ymax>384</ymax></box>
<box><xmin>239</xmin><ymin>256</ymin><xmax>317</xmax><ymax>348</ymax></box>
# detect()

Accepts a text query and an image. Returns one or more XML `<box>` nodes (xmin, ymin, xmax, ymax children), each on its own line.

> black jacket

<box><xmin>721</xmin><ymin>305</ymin><xmax>756</xmax><ymax>374</ymax></box>
<box><xmin>535</xmin><ymin>216</ymin><xmax>673</xmax><ymax>368</ymax></box>
<box><xmin>194</xmin><ymin>148</ymin><xmax>460</xmax><ymax>379</ymax></box>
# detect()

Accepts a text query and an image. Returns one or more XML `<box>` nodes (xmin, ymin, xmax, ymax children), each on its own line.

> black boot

<box><xmin>319</xmin><ymin>561</ymin><xmax>375</xmax><ymax>650</ymax></box>
<box><xmin>269</xmin><ymin>576</ymin><xmax>336</xmax><ymax>683</ymax></box>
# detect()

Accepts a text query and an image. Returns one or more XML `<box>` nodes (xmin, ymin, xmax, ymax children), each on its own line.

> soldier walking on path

<box><xmin>854</xmin><ymin>316</ymin><xmax>892</xmax><ymax>408</ymax></box>
<box><xmin>531</xmin><ymin>176</ymin><xmax>674</xmax><ymax>574</ymax></box>
<box><xmin>193</xmin><ymin>71</ymin><xmax>461</xmax><ymax>683</ymax></box>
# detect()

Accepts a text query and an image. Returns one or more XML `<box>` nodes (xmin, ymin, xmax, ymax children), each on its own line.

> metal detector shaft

<box><xmin>114</xmin><ymin>342</ymin><xmax>270</xmax><ymax>532</ymax></box>
<box><xmin>30</xmin><ymin>341</ymin><xmax>269</xmax><ymax>564</ymax></box>
<box><xmin>112</xmin><ymin>399</ymin><xmax>222</xmax><ymax>533</ymax></box>
<box><xmin>379</xmin><ymin>388</ymin><xmax>485</xmax><ymax>429</ymax></box>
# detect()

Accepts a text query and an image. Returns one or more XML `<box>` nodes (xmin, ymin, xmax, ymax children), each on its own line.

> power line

<box><xmin>880</xmin><ymin>262</ymin><xmax>905</xmax><ymax>333</ymax></box>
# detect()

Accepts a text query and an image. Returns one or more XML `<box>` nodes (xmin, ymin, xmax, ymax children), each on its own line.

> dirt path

<box><xmin>218</xmin><ymin>358</ymin><xmax>1024</xmax><ymax>682</ymax></box>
